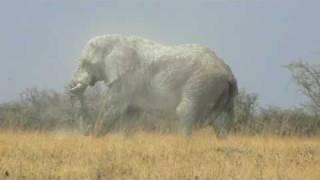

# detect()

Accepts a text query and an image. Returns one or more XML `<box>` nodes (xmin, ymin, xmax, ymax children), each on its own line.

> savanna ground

<box><xmin>0</xmin><ymin>129</ymin><xmax>319</xmax><ymax>180</ymax></box>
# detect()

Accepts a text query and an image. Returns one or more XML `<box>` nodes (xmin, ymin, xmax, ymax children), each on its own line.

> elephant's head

<box><xmin>68</xmin><ymin>35</ymin><xmax>139</xmax><ymax>97</ymax></box>
<box><xmin>68</xmin><ymin>61</ymin><xmax>101</xmax><ymax>97</ymax></box>
<box><xmin>68</xmin><ymin>36</ymin><xmax>113</xmax><ymax>97</ymax></box>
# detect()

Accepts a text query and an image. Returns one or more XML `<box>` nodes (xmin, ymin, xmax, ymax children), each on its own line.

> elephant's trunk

<box><xmin>68</xmin><ymin>81</ymin><xmax>92</xmax><ymax>135</ymax></box>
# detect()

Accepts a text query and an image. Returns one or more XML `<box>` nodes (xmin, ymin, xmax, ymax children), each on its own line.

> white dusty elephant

<box><xmin>69</xmin><ymin>34</ymin><xmax>238</xmax><ymax>137</ymax></box>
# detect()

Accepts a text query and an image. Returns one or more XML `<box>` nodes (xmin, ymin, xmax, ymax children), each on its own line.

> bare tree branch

<box><xmin>286</xmin><ymin>61</ymin><xmax>320</xmax><ymax>115</ymax></box>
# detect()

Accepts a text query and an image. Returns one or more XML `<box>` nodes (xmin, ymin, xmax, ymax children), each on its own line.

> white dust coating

<box><xmin>69</xmin><ymin>34</ymin><xmax>238</xmax><ymax>136</ymax></box>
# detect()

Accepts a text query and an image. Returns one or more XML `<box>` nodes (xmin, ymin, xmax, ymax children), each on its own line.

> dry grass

<box><xmin>0</xmin><ymin>130</ymin><xmax>319</xmax><ymax>180</ymax></box>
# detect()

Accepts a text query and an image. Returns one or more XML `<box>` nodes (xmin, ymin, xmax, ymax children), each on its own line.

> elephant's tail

<box><xmin>225</xmin><ymin>74</ymin><xmax>238</xmax><ymax>116</ymax></box>
<box><xmin>228</xmin><ymin>74</ymin><xmax>238</xmax><ymax>103</ymax></box>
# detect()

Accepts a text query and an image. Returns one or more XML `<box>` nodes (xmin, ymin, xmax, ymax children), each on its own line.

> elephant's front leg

<box><xmin>93</xmin><ymin>106</ymin><xmax>120</xmax><ymax>137</ymax></box>
<box><xmin>93</xmin><ymin>94</ymin><xmax>127</xmax><ymax>137</ymax></box>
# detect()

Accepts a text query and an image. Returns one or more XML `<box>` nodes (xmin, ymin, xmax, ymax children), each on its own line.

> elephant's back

<box><xmin>105</xmin><ymin>35</ymin><xmax>233</xmax><ymax>78</ymax></box>
<box><xmin>124</xmin><ymin>36</ymin><xmax>216</xmax><ymax>63</ymax></box>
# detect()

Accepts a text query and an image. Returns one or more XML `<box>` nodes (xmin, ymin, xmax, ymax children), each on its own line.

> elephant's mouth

<box><xmin>69</xmin><ymin>75</ymin><xmax>97</xmax><ymax>96</ymax></box>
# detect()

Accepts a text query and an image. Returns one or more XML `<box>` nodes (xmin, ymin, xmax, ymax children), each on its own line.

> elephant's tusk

<box><xmin>70</xmin><ymin>83</ymin><xmax>83</xmax><ymax>92</ymax></box>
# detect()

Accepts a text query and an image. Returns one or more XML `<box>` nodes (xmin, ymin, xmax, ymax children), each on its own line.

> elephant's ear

<box><xmin>104</xmin><ymin>46</ymin><xmax>140</xmax><ymax>84</ymax></box>
<box><xmin>81</xmin><ymin>39</ymin><xmax>108</xmax><ymax>65</ymax></box>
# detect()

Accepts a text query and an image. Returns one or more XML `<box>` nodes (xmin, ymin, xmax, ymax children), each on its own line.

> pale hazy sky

<box><xmin>0</xmin><ymin>0</ymin><xmax>319</xmax><ymax>107</ymax></box>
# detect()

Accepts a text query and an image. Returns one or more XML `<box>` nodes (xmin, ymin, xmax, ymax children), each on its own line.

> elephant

<box><xmin>69</xmin><ymin>34</ymin><xmax>238</xmax><ymax>137</ymax></box>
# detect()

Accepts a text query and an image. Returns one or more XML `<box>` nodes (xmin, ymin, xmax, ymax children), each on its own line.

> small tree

<box><xmin>18</xmin><ymin>88</ymin><xmax>77</xmax><ymax>130</ymax></box>
<box><xmin>286</xmin><ymin>62</ymin><xmax>320</xmax><ymax>116</ymax></box>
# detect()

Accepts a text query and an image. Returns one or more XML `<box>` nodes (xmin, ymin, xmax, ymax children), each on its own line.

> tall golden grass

<box><xmin>0</xmin><ymin>130</ymin><xmax>319</xmax><ymax>179</ymax></box>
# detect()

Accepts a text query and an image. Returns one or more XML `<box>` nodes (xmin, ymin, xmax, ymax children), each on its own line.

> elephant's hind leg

<box><xmin>176</xmin><ymin>97</ymin><xmax>200</xmax><ymax>135</ymax></box>
<box><xmin>176</xmin><ymin>75</ymin><xmax>231</xmax><ymax>136</ymax></box>
<box><xmin>209</xmin><ymin>83</ymin><xmax>235</xmax><ymax>138</ymax></box>
<box><xmin>176</xmin><ymin>78</ymin><xmax>211</xmax><ymax>135</ymax></box>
